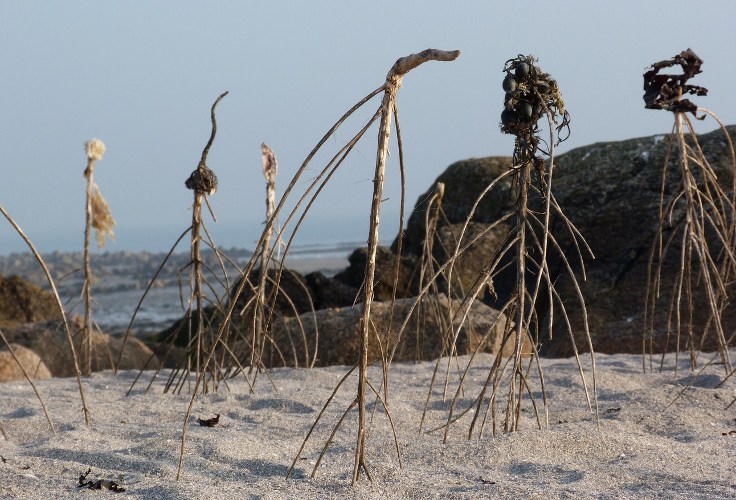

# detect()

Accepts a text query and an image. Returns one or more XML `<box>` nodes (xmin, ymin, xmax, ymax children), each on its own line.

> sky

<box><xmin>1</xmin><ymin>1</ymin><xmax>735</xmax><ymax>256</ymax></box>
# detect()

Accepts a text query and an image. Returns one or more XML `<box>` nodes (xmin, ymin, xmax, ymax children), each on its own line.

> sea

<box><xmin>0</xmin><ymin>241</ymin><xmax>361</xmax><ymax>338</ymax></box>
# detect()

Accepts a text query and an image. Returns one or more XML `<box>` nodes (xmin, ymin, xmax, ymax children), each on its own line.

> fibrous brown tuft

<box><xmin>185</xmin><ymin>165</ymin><xmax>218</xmax><ymax>195</ymax></box>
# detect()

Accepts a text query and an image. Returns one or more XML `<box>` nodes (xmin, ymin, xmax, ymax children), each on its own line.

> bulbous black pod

<box><xmin>517</xmin><ymin>101</ymin><xmax>533</xmax><ymax>119</ymax></box>
<box><xmin>515</xmin><ymin>62</ymin><xmax>530</xmax><ymax>78</ymax></box>
<box><xmin>501</xmin><ymin>108</ymin><xmax>519</xmax><ymax>126</ymax></box>
<box><xmin>503</xmin><ymin>75</ymin><xmax>517</xmax><ymax>92</ymax></box>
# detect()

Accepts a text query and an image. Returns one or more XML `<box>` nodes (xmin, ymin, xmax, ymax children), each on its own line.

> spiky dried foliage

<box><xmin>416</xmin><ymin>55</ymin><xmax>597</xmax><ymax>441</ymax></box>
<box><xmin>122</xmin><ymin>109</ymin><xmax>315</xmax><ymax>406</ymax></box>
<box><xmin>643</xmin><ymin>49</ymin><xmax>736</xmax><ymax>377</ymax></box>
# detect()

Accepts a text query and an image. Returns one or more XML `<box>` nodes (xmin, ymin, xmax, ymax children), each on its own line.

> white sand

<box><xmin>1</xmin><ymin>350</ymin><xmax>734</xmax><ymax>499</ymax></box>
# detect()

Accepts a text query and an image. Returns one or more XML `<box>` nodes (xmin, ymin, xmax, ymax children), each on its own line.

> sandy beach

<box><xmin>1</xmin><ymin>350</ymin><xmax>734</xmax><ymax>499</ymax></box>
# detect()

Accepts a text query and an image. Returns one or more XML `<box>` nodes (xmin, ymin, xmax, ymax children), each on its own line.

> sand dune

<box><xmin>1</xmin><ymin>350</ymin><xmax>734</xmax><ymax>499</ymax></box>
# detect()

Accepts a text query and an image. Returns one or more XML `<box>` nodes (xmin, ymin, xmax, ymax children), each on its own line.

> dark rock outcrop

<box><xmin>541</xmin><ymin>125</ymin><xmax>736</xmax><ymax>356</ymax></box>
<box><xmin>0</xmin><ymin>275</ymin><xmax>60</xmax><ymax>329</ymax></box>
<box><xmin>394</xmin><ymin>157</ymin><xmax>515</xmax><ymax>257</ymax></box>
<box><xmin>231</xmin><ymin>267</ymin><xmax>316</xmax><ymax>318</ymax></box>
<box><xmin>333</xmin><ymin>246</ymin><xmax>418</xmax><ymax>302</ymax></box>
<box><xmin>397</xmin><ymin>126</ymin><xmax>736</xmax><ymax>356</ymax></box>
<box><xmin>305</xmin><ymin>271</ymin><xmax>358</xmax><ymax>310</ymax></box>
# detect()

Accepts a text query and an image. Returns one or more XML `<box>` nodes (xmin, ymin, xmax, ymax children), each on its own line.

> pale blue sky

<box><xmin>1</xmin><ymin>1</ymin><xmax>735</xmax><ymax>255</ymax></box>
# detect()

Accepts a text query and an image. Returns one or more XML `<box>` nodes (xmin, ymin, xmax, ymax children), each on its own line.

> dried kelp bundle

<box><xmin>500</xmin><ymin>55</ymin><xmax>570</xmax><ymax>175</ymax></box>
<box><xmin>643</xmin><ymin>48</ymin><xmax>707</xmax><ymax>116</ymax></box>
<box><xmin>642</xmin><ymin>49</ymin><xmax>735</xmax><ymax>377</ymax></box>
<box><xmin>77</xmin><ymin>468</ymin><xmax>126</xmax><ymax>492</ymax></box>
<box><xmin>430</xmin><ymin>55</ymin><xmax>595</xmax><ymax>443</ymax></box>
<box><xmin>197</xmin><ymin>413</ymin><xmax>220</xmax><ymax>427</ymax></box>
<box><xmin>185</xmin><ymin>164</ymin><xmax>218</xmax><ymax>195</ymax></box>
<box><xmin>89</xmin><ymin>185</ymin><xmax>115</xmax><ymax>248</ymax></box>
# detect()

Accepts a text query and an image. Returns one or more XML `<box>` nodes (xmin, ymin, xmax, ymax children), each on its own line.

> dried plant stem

<box><xmin>190</xmin><ymin>193</ymin><xmax>204</xmax><ymax>376</ymax></box>
<box><xmin>353</xmin><ymin>48</ymin><xmax>460</xmax><ymax>484</ymax></box>
<box><xmin>1</xmin><ymin>203</ymin><xmax>90</xmax><ymax>425</ymax></box>
<box><xmin>644</xmin><ymin>112</ymin><xmax>735</xmax><ymax>376</ymax></box>
<box><xmin>83</xmin><ymin>163</ymin><xmax>94</xmax><ymax>376</ymax></box>
<box><xmin>508</xmin><ymin>163</ymin><xmax>531</xmax><ymax>431</ymax></box>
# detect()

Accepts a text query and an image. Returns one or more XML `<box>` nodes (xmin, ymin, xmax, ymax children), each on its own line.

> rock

<box><xmin>394</xmin><ymin>126</ymin><xmax>736</xmax><ymax>356</ymax></box>
<box><xmin>231</xmin><ymin>267</ymin><xmax>315</xmax><ymax>317</ymax></box>
<box><xmin>304</xmin><ymin>271</ymin><xmax>359</xmax><ymax>310</ymax></box>
<box><xmin>432</xmin><ymin>221</ymin><xmax>512</xmax><ymax>298</ymax></box>
<box><xmin>0</xmin><ymin>275</ymin><xmax>61</xmax><ymax>329</ymax></box>
<box><xmin>333</xmin><ymin>246</ymin><xmax>418</xmax><ymax>302</ymax></box>
<box><xmin>3</xmin><ymin>316</ymin><xmax>159</xmax><ymax>376</ymax></box>
<box><xmin>263</xmin><ymin>294</ymin><xmax>530</xmax><ymax>367</ymax></box>
<box><xmin>393</xmin><ymin>157</ymin><xmax>515</xmax><ymax>257</ymax></box>
<box><xmin>0</xmin><ymin>343</ymin><xmax>52</xmax><ymax>382</ymax></box>
<box><xmin>392</xmin><ymin>157</ymin><xmax>517</xmax><ymax>302</ymax></box>
<box><xmin>540</xmin><ymin>125</ymin><xmax>736</xmax><ymax>356</ymax></box>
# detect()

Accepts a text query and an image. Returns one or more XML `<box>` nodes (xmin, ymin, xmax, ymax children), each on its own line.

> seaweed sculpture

<box><xmin>430</xmin><ymin>55</ymin><xmax>597</xmax><ymax>440</ymax></box>
<box><xmin>642</xmin><ymin>49</ymin><xmax>736</xmax><ymax>376</ymax></box>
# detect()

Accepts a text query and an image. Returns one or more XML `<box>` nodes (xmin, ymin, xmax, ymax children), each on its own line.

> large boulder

<box><xmin>0</xmin><ymin>275</ymin><xmax>60</xmax><ymax>329</ymax></box>
<box><xmin>394</xmin><ymin>157</ymin><xmax>515</xmax><ymax>256</ymax></box>
<box><xmin>0</xmin><ymin>342</ymin><xmax>52</xmax><ymax>382</ymax></box>
<box><xmin>333</xmin><ymin>246</ymin><xmax>418</xmax><ymax>302</ymax></box>
<box><xmin>540</xmin><ymin>125</ymin><xmax>736</xmax><ymax>356</ymax></box>
<box><xmin>155</xmin><ymin>266</ymin><xmax>317</xmax><ymax>350</ymax></box>
<box><xmin>3</xmin><ymin>316</ymin><xmax>159</xmax><ymax>376</ymax></box>
<box><xmin>230</xmin><ymin>267</ymin><xmax>316</xmax><ymax>318</ymax></box>
<box><xmin>392</xmin><ymin>157</ymin><xmax>516</xmax><ymax>302</ymax></box>
<box><xmin>304</xmin><ymin>271</ymin><xmax>359</xmax><ymax>310</ymax></box>
<box><xmin>397</xmin><ymin>126</ymin><xmax>736</xmax><ymax>356</ymax></box>
<box><xmin>263</xmin><ymin>294</ymin><xmax>530</xmax><ymax>367</ymax></box>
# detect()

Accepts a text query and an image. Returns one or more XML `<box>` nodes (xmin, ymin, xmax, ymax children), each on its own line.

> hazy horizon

<box><xmin>2</xmin><ymin>1</ymin><xmax>735</xmax><ymax>256</ymax></box>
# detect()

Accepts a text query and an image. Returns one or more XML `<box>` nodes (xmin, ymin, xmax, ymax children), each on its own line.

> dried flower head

<box><xmin>90</xmin><ymin>185</ymin><xmax>115</xmax><ymax>248</ymax></box>
<box><xmin>85</xmin><ymin>139</ymin><xmax>106</xmax><ymax>162</ymax></box>
<box><xmin>261</xmin><ymin>142</ymin><xmax>278</xmax><ymax>183</ymax></box>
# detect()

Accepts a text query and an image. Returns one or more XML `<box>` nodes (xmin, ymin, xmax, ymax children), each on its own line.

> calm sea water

<box><xmin>59</xmin><ymin>241</ymin><xmax>358</xmax><ymax>337</ymax></box>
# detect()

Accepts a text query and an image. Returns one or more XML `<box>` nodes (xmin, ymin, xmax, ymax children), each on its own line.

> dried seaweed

<box><xmin>197</xmin><ymin>413</ymin><xmax>220</xmax><ymax>427</ymax></box>
<box><xmin>642</xmin><ymin>50</ymin><xmax>735</xmax><ymax>379</ymax></box>
<box><xmin>643</xmin><ymin>48</ymin><xmax>707</xmax><ymax>116</ymax></box>
<box><xmin>77</xmin><ymin>468</ymin><xmax>126</xmax><ymax>492</ymax></box>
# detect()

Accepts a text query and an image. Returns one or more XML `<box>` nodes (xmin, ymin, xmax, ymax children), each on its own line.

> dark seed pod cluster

<box><xmin>185</xmin><ymin>163</ymin><xmax>218</xmax><ymax>195</ymax></box>
<box><xmin>499</xmin><ymin>55</ymin><xmax>570</xmax><ymax>174</ymax></box>
<box><xmin>500</xmin><ymin>55</ymin><xmax>566</xmax><ymax>135</ymax></box>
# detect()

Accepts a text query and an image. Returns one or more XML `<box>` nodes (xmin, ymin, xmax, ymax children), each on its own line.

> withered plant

<box><xmin>81</xmin><ymin>139</ymin><xmax>115</xmax><ymax>377</ymax></box>
<box><xmin>418</xmin><ymin>55</ymin><xmax>597</xmax><ymax>441</ymax></box>
<box><xmin>239</xmin><ymin>142</ymin><xmax>317</xmax><ymax>375</ymax></box>
<box><xmin>118</xmin><ymin>92</ymin><xmax>249</xmax><ymax>396</ymax></box>
<box><xmin>172</xmin><ymin>48</ymin><xmax>460</xmax><ymax>482</ymax></box>
<box><xmin>1</xmin><ymin>204</ymin><xmax>90</xmax><ymax>427</ymax></box>
<box><xmin>642</xmin><ymin>49</ymin><xmax>736</xmax><ymax>376</ymax></box>
<box><xmin>183</xmin><ymin>92</ymin><xmax>227</xmax><ymax>389</ymax></box>
<box><xmin>281</xmin><ymin>48</ymin><xmax>461</xmax><ymax>484</ymax></box>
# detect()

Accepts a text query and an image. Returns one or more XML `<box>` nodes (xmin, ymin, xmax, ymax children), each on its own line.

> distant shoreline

<box><xmin>0</xmin><ymin>242</ymin><xmax>360</xmax><ymax>336</ymax></box>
